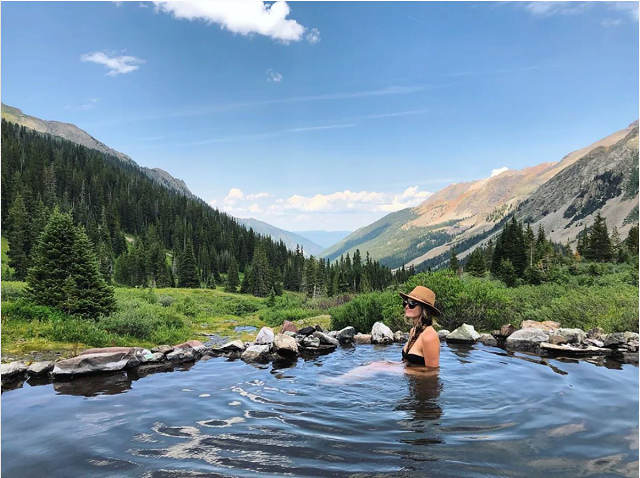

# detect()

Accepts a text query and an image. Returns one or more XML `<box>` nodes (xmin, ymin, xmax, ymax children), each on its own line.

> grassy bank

<box><xmin>1</xmin><ymin>282</ymin><xmax>332</xmax><ymax>361</ymax></box>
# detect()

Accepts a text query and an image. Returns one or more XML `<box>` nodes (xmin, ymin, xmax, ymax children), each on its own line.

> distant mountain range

<box><xmin>235</xmin><ymin>218</ymin><xmax>324</xmax><ymax>257</ymax></box>
<box><xmin>293</xmin><ymin>230</ymin><xmax>352</xmax><ymax>249</ymax></box>
<box><xmin>321</xmin><ymin>121</ymin><xmax>639</xmax><ymax>270</ymax></box>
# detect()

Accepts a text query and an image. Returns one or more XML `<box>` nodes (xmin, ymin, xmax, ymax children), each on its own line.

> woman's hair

<box><xmin>405</xmin><ymin>305</ymin><xmax>432</xmax><ymax>352</ymax></box>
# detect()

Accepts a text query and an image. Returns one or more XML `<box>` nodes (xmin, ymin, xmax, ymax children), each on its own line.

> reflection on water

<box><xmin>2</xmin><ymin>343</ymin><xmax>638</xmax><ymax>477</ymax></box>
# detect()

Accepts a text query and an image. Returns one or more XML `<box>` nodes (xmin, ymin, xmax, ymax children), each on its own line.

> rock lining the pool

<box><xmin>1</xmin><ymin>321</ymin><xmax>638</xmax><ymax>390</ymax></box>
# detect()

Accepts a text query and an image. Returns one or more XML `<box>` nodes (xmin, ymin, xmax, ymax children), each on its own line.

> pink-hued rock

<box><xmin>281</xmin><ymin>320</ymin><xmax>298</xmax><ymax>333</ymax></box>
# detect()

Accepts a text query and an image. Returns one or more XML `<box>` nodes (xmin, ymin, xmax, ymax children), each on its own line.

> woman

<box><xmin>322</xmin><ymin>285</ymin><xmax>440</xmax><ymax>384</ymax></box>
<box><xmin>400</xmin><ymin>286</ymin><xmax>440</xmax><ymax>368</ymax></box>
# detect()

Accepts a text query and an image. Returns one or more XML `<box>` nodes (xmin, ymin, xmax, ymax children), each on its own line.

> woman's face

<box><xmin>404</xmin><ymin>301</ymin><xmax>423</xmax><ymax>321</ymax></box>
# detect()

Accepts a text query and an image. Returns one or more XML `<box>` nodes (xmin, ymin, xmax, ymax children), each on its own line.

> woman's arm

<box><xmin>420</xmin><ymin>331</ymin><xmax>440</xmax><ymax>368</ymax></box>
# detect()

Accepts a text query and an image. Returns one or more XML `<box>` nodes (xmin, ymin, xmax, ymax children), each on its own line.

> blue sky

<box><xmin>2</xmin><ymin>1</ymin><xmax>638</xmax><ymax>231</ymax></box>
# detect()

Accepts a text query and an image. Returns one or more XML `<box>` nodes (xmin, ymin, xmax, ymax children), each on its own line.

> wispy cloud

<box><xmin>152</xmin><ymin>0</ymin><xmax>316</xmax><ymax>43</ymax></box>
<box><xmin>65</xmin><ymin>98</ymin><xmax>99</xmax><ymax>111</ymax></box>
<box><xmin>81</xmin><ymin>51</ymin><xmax>145</xmax><ymax>76</ymax></box>
<box><xmin>305</xmin><ymin>27</ymin><xmax>321</xmax><ymax>44</ymax></box>
<box><xmin>266</xmin><ymin>68</ymin><xmax>283</xmax><ymax>83</ymax></box>
<box><xmin>519</xmin><ymin>1</ymin><xmax>637</xmax><ymax>22</ymax></box>
<box><xmin>186</xmin><ymin>122</ymin><xmax>356</xmax><ymax>145</ymax></box>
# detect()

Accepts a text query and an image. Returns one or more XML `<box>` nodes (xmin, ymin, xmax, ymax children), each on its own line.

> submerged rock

<box><xmin>446</xmin><ymin>324</ymin><xmax>480</xmax><ymax>343</ymax></box>
<box><xmin>505</xmin><ymin>328</ymin><xmax>549</xmax><ymax>353</ymax></box>
<box><xmin>354</xmin><ymin>333</ymin><xmax>372</xmax><ymax>344</ymax></box>
<box><xmin>371</xmin><ymin>322</ymin><xmax>394</xmax><ymax>344</ymax></box>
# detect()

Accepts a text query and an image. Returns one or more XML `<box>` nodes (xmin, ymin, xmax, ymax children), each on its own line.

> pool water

<box><xmin>2</xmin><ymin>343</ymin><xmax>638</xmax><ymax>477</ymax></box>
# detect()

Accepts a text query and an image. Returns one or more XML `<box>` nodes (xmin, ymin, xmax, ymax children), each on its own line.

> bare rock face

<box><xmin>273</xmin><ymin>334</ymin><xmax>298</xmax><ymax>357</ymax></box>
<box><xmin>520</xmin><ymin>320</ymin><xmax>560</xmax><ymax>332</ymax></box>
<box><xmin>505</xmin><ymin>328</ymin><xmax>550</xmax><ymax>353</ymax></box>
<box><xmin>371</xmin><ymin>322</ymin><xmax>394</xmax><ymax>344</ymax></box>
<box><xmin>446</xmin><ymin>324</ymin><xmax>480</xmax><ymax>343</ymax></box>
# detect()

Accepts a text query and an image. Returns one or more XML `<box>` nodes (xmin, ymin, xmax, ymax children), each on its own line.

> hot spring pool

<box><xmin>2</xmin><ymin>343</ymin><xmax>638</xmax><ymax>477</ymax></box>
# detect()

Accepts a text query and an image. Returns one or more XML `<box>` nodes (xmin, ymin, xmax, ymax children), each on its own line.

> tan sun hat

<box><xmin>399</xmin><ymin>286</ymin><xmax>441</xmax><ymax>316</ymax></box>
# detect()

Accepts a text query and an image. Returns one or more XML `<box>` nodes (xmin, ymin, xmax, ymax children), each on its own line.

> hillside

<box><xmin>1</xmin><ymin>103</ymin><xmax>193</xmax><ymax>197</ymax></box>
<box><xmin>236</xmin><ymin>217</ymin><xmax>324</xmax><ymax>257</ymax></box>
<box><xmin>322</xmin><ymin>121</ymin><xmax>639</xmax><ymax>270</ymax></box>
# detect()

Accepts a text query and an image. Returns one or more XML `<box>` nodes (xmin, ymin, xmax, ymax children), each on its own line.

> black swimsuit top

<box><xmin>402</xmin><ymin>349</ymin><xmax>426</xmax><ymax>365</ymax></box>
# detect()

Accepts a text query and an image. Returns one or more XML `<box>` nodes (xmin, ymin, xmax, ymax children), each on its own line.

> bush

<box><xmin>174</xmin><ymin>296</ymin><xmax>199</xmax><ymax>318</ymax></box>
<box><xmin>1</xmin><ymin>281</ymin><xmax>25</xmax><ymax>301</ymax></box>
<box><xmin>1</xmin><ymin>299</ymin><xmax>67</xmax><ymax>322</ymax></box>
<box><xmin>260</xmin><ymin>307</ymin><xmax>323</xmax><ymax>327</ymax></box>
<box><xmin>100</xmin><ymin>301</ymin><xmax>185</xmax><ymax>339</ymax></box>
<box><xmin>47</xmin><ymin>315</ymin><xmax>115</xmax><ymax>347</ymax></box>
<box><xmin>158</xmin><ymin>295</ymin><xmax>175</xmax><ymax>307</ymax></box>
<box><xmin>330</xmin><ymin>291</ymin><xmax>401</xmax><ymax>333</ymax></box>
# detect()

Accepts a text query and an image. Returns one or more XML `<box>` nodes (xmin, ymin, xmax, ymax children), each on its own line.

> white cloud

<box><xmin>223</xmin><ymin>187</ymin><xmax>245</xmax><ymax>206</ymax></box>
<box><xmin>153</xmin><ymin>0</ymin><xmax>308</xmax><ymax>43</ymax></box>
<box><xmin>248</xmin><ymin>203</ymin><xmax>263</xmax><ymax>213</ymax></box>
<box><xmin>601</xmin><ymin>18</ymin><xmax>623</xmax><ymax>27</ymax></box>
<box><xmin>81</xmin><ymin>51</ymin><xmax>145</xmax><ymax>76</ymax></box>
<box><xmin>611</xmin><ymin>2</ymin><xmax>639</xmax><ymax>20</ymax></box>
<box><xmin>266</xmin><ymin>68</ymin><xmax>283</xmax><ymax>83</ymax></box>
<box><xmin>521</xmin><ymin>1</ymin><xmax>637</xmax><ymax>22</ymax></box>
<box><xmin>490</xmin><ymin>167</ymin><xmax>509</xmax><ymax>178</ymax></box>
<box><xmin>246</xmin><ymin>192</ymin><xmax>270</xmax><ymax>200</ymax></box>
<box><xmin>305</xmin><ymin>27</ymin><xmax>320</xmax><ymax>44</ymax></box>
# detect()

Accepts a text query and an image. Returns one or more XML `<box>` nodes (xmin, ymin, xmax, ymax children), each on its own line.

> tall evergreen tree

<box><xmin>585</xmin><ymin>213</ymin><xmax>612</xmax><ymax>262</ymax></box>
<box><xmin>465</xmin><ymin>247</ymin><xmax>486</xmax><ymax>277</ymax></box>
<box><xmin>6</xmin><ymin>193</ymin><xmax>29</xmax><ymax>279</ymax></box>
<box><xmin>178</xmin><ymin>240</ymin><xmax>200</xmax><ymax>288</ymax></box>
<box><xmin>225</xmin><ymin>256</ymin><xmax>240</xmax><ymax>293</ymax></box>
<box><xmin>26</xmin><ymin>208</ymin><xmax>115</xmax><ymax>318</ymax></box>
<box><xmin>449</xmin><ymin>247</ymin><xmax>459</xmax><ymax>273</ymax></box>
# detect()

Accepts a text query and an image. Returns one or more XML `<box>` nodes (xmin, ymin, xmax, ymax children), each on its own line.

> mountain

<box><xmin>1</xmin><ymin>104</ymin><xmax>193</xmax><ymax>197</ymax></box>
<box><xmin>236</xmin><ymin>218</ymin><xmax>324</xmax><ymax>257</ymax></box>
<box><xmin>322</xmin><ymin>121</ymin><xmax>639</xmax><ymax>270</ymax></box>
<box><xmin>294</xmin><ymin>230</ymin><xmax>352</xmax><ymax>249</ymax></box>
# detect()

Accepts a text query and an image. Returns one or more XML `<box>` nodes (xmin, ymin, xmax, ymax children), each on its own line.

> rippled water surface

<box><xmin>2</xmin><ymin>343</ymin><xmax>638</xmax><ymax>477</ymax></box>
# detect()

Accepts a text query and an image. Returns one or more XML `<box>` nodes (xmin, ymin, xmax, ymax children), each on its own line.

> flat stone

<box><xmin>166</xmin><ymin>348</ymin><xmax>196</xmax><ymax>363</ymax></box>
<box><xmin>141</xmin><ymin>352</ymin><xmax>165</xmax><ymax>363</ymax></box>
<box><xmin>27</xmin><ymin>361</ymin><xmax>54</xmax><ymax>376</ymax></box>
<box><xmin>336</xmin><ymin>326</ymin><xmax>356</xmax><ymax>344</ymax></box>
<box><xmin>218</xmin><ymin>340</ymin><xmax>246</xmax><ymax>352</ymax></box>
<box><xmin>584</xmin><ymin>338</ymin><xmax>605</xmax><ymax>348</ymax></box>
<box><xmin>540</xmin><ymin>342</ymin><xmax>612</xmax><ymax>357</ymax></box>
<box><xmin>298</xmin><ymin>326</ymin><xmax>316</xmax><ymax>336</ymax></box>
<box><xmin>446</xmin><ymin>323</ymin><xmax>480</xmax><ymax>343</ymax></box>
<box><xmin>312</xmin><ymin>331</ymin><xmax>339</xmax><ymax>347</ymax></box>
<box><xmin>273</xmin><ymin>333</ymin><xmax>298</xmax><ymax>357</ymax></box>
<box><xmin>548</xmin><ymin>334</ymin><xmax>567</xmax><ymax>345</ymax></box>
<box><xmin>174</xmin><ymin>340</ymin><xmax>207</xmax><ymax>354</ymax></box>
<box><xmin>520</xmin><ymin>320</ymin><xmax>560</xmax><ymax>332</ymax></box>
<box><xmin>1</xmin><ymin>361</ymin><xmax>28</xmax><ymax>383</ymax></box>
<box><xmin>371</xmin><ymin>322</ymin><xmax>394</xmax><ymax>344</ymax></box>
<box><xmin>505</xmin><ymin>328</ymin><xmax>550</xmax><ymax>353</ymax></box>
<box><xmin>354</xmin><ymin>333</ymin><xmax>372</xmax><ymax>344</ymax></box>
<box><xmin>478</xmin><ymin>333</ymin><xmax>498</xmax><ymax>347</ymax></box>
<box><xmin>241</xmin><ymin>344</ymin><xmax>271</xmax><ymax>363</ymax></box>
<box><xmin>255</xmin><ymin>327</ymin><xmax>275</xmax><ymax>345</ymax></box>
<box><xmin>151</xmin><ymin>345</ymin><xmax>174</xmax><ymax>354</ymax></box>
<box><xmin>52</xmin><ymin>349</ymin><xmax>140</xmax><ymax>377</ymax></box>
<box><xmin>437</xmin><ymin>329</ymin><xmax>450</xmax><ymax>339</ymax></box>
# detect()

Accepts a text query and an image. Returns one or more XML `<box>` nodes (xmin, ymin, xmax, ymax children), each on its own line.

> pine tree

<box><xmin>7</xmin><ymin>193</ymin><xmax>30</xmax><ymax>279</ymax></box>
<box><xmin>449</xmin><ymin>248</ymin><xmax>459</xmax><ymax>274</ymax></box>
<box><xmin>225</xmin><ymin>256</ymin><xmax>240</xmax><ymax>293</ymax></box>
<box><xmin>178</xmin><ymin>240</ymin><xmax>200</xmax><ymax>288</ymax></box>
<box><xmin>585</xmin><ymin>213</ymin><xmax>612</xmax><ymax>262</ymax></box>
<box><xmin>26</xmin><ymin>209</ymin><xmax>115</xmax><ymax>318</ymax></box>
<box><xmin>465</xmin><ymin>247</ymin><xmax>486</xmax><ymax>277</ymax></box>
<box><xmin>624</xmin><ymin>225</ymin><xmax>639</xmax><ymax>257</ymax></box>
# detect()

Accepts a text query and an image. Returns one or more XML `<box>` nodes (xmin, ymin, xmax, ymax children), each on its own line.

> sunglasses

<box><xmin>402</xmin><ymin>298</ymin><xmax>420</xmax><ymax>309</ymax></box>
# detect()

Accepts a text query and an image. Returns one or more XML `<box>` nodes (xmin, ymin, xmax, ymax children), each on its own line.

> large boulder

<box><xmin>520</xmin><ymin>320</ymin><xmax>560</xmax><ymax>332</ymax></box>
<box><xmin>446</xmin><ymin>324</ymin><xmax>480</xmax><ymax>343</ymax></box>
<box><xmin>218</xmin><ymin>340</ymin><xmax>246</xmax><ymax>352</ymax></box>
<box><xmin>554</xmin><ymin>328</ymin><xmax>585</xmax><ymax>345</ymax></box>
<box><xmin>336</xmin><ymin>326</ymin><xmax>356</xmax><ymax>344</ymax></box>
<box><xmin>371</xmin><ymin>322</ymin><xmax>394</xmax><ymax>344</ymax></box>
<box><xmin>255</xmin><ymin>327</ymin><xmax>275</xmax><ymax>345</ymax></box>
<box><xmin>281</xmin><ymin>320</ymin><xmax>298</xmax><ymax>333</ymax></box>
<box><xmin>505</xmin><ymin>328</ymin><xmax>549</xmax><ymax>353</ymax></box>
<box><xmin>241</xmin><ymin>344</ymin><xmax>271</xmax><ymax>363</ymax></box>
<box><xmin>52</xmin><ymin>348</ymin><xmax>145</xmax><ymax>377</ymax></box>
<box><xmin>604</xmin><ymin>333</ymin><xmax>626</xmax><ymax>348</ymax></box>
<box><xmin>1</xmin><ymin>361</ymin><xmax>28</xmax><ymax>385</ymax></box>
<box><xmin>394</xmin><ymin>331</ymin><xmax>409</xmax><ymax>343</ymax></box>
<box><xmin>166</xmin><ymin>341</ymin><xmax>205</xmax><ymax>363</ymax></box>
<box><xmin>312</xmin><ymin>331</ymin><xmax>339</xmax><ymax>347</ymax></box>
<box><xmin>273</xmin><ymin>334</ymin><xmax>298</xmax><ymax>357</ymax></box>
<box><xmin>354</xmin><ymin>333</ymin><xmax>372</xmax><ymax>344</ymax></box>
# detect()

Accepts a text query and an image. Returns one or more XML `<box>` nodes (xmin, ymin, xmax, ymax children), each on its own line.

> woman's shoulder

<box><xmin>421</xmin><ymin>326</ymin><xmax>439</xmax><ymax>342</ymax></box>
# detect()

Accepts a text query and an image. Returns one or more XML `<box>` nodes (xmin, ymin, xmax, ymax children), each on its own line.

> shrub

<box><xmin>260</xmin><ymin>307</ymin><xmax>323</xmax><ymax>327</ymax></box>
<box><xmin>158</xmin><ymin>295</ymin><xmax>175</xmax><ymax>307</ymax></box>
<box><xmin>329</xmin><ymin>291</ymin><xmax>400</xmax><ymax>333</ymax></box>
<box><xmin>1</xmin><ymin>281</ymin><xmax>25</xmax><ymax>301</ymax></box>
<box><xmin>175</xmin><ymin>296</ymin><xmax>199</xmax><ymax>318</ymax></box>
<box><xmin>47</xmin><ymin>315</ymin><xmax>115</xmax><ymax>347</ymax></box>
<box><xmin>100</xmin><ymin>301</ymin><xmax>185</xmax><ymax>339</ymax></box>
<box><xmin>1</xmin><ymin>299</ymin><xmax>67</xmax><ymax>322</ymax></box>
